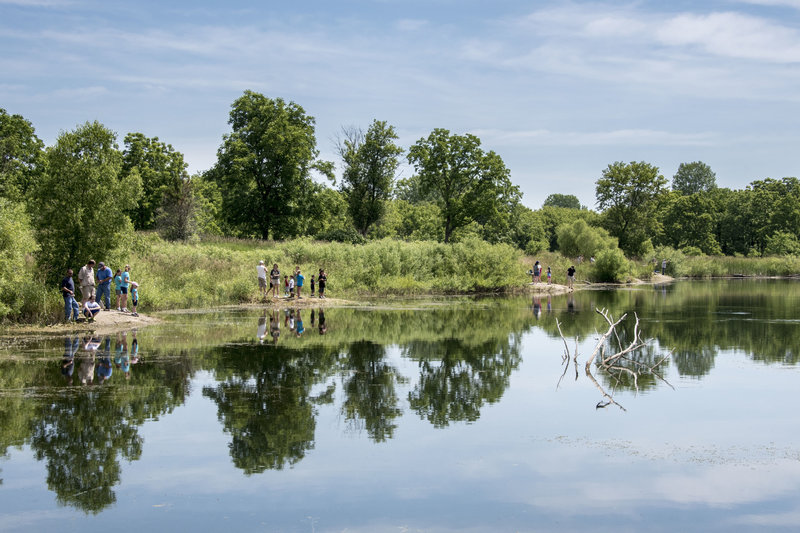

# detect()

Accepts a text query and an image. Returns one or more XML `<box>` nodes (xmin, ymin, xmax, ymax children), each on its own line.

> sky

<box><xmin>2</xmin><ymin>0</ymin><xmax>800</xmax><ymax>209</ymax></box>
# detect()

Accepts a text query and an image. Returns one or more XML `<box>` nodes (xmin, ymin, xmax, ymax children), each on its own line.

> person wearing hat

<box><xmin>95</xmin><ymin>261</ymin><xmax>113</xmax><ymax>310</ymax></box>
<box><xmin>257</xmin><ymin>260</ymin><xmax>268</xmax><ymax>298</ymax></box>
<box><xmin>78</xmin><ymin>259</ymin><xmax>96</xmax><ymax>305</ymax></box>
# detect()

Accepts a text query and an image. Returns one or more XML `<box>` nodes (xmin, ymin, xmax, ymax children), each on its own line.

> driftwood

<box><xmin>557</xmin><ymin>307</ymin><xmax>671</xmax><ymax>410</ymax></box>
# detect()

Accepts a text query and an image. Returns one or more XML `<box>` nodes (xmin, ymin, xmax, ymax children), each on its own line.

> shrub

<box><xmin>593</xmin><ymin>248</ymin><xmax>630</xmax><ymax>282</ymax></box>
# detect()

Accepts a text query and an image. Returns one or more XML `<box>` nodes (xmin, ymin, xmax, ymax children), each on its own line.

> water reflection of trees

<box><xmin>202</xmin><ymin>343</ymin><xmax>338</xmax><ymax>474</ymax></box>
<box><xmin>0</xmin><ymin>332</ymin><xmax>192</xmax><ymax>513</ymax></box>
<box><xmin>404</xmin><ymin>335</ymin><xmax>522</xmax><ymax>428</ymax></box>
<box><xmin>341</xmin><ymin>341</ymin><xmax>404</xmax><ymax>442</ymax></box>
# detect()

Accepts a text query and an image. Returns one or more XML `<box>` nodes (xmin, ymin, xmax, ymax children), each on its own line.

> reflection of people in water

<box><xmin>532</xmin><ymin>297</ymin><xmax>541</xmax><ymax>320</ymax></box>
<box><xmin>546</xmin><ymin>295</ymin><xmax>551</xmax><ymax>313</ymax></box>
<box><xmin>567</xmin><ymin>292</ymin><xmax>576</xmax><ymax>312</ymax></box>
<box><xmin>96</xmin><ymin>353</ymin><xmax>113</xmax><ymax>385</ymax></box>
<box><xmin>287</xmin><ymin>309</ymin><xmax>295</xmax><ymax>331</ymax></box>
<box><xmin>270</xmin><ymin>310</ymin><xmax>280</xmax><ymax>344</ymax></box>
<box><xmin>114</xmin><ymin>331</ymin><xmax>129</xmax><ymax>380</ymax></box>
<box><xmin>62</xmin><ymin>335</ymin><xmax>79</xmax><ymax>384</ymax></box>
<box><xmin>310</xmin><ymin>309</ymin><xmax>315</xmax><ymax>327</ymax></box>
<box><xmin>295</xmin><ymin>310</ymin><xmax>304</xmax><ymax>337</ymax></box>
<box><xmin>78</xmin><ymin>335</ymin><xmax>99</xmax><ymax>385</ymax></box>
<box><xmin>318</xmin><ymin>308</ymin><xmax>327</xmax><ymax>335</ymax></box>
<box><xmin>257</xmin><ymin>312</ymin><xmax>267</xmax><ymax>343</ymax></box>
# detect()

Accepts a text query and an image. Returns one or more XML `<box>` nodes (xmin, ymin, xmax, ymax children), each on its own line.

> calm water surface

<box><xmin>2</xmin><ymin>280</ymin><xmax>800</xmax><ymax>532</ymax></box>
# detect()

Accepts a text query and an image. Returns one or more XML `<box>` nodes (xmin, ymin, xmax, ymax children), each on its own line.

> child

<box><xmin>283</xmin><ymin>275</ymin><xmax>289</xmax><ymax>297</ymax></box>
<box><xmin>295</xmin><ymin>269</ymin><xmax>304</xmax><ymax>298</ymax></box>
<box><xmin>288</xmin><ymin>274</ymin><xmax>295</xmax><ymax>298</ymax></box>
<box><xmin>318</xmin><ymin>269</ymin><xmax>327</xmax><ymax>298</ymax></box>
<box><xmin>310</xmin><ymin>274</ymin><xmax>315</xmax><ymax>297</ymax></box>
<box><xmin>82</xmin><ymin>296</ymin><xmax>102</xmax><ymax>322</ymax></box>
<box><xmin>546</xmin><ymin>267</ymin><xmax>552</xmax><ymax>284</ymax></box>
<box><xmin>130</xmin><ymin>281</ymin><xmax>139</xmax><ymax>317</ymax></box>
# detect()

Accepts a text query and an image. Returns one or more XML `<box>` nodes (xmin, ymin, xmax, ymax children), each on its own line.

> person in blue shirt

<box><xmin>95</xmin><ymin>261</ymin><xmax>113</xmax><ymax>310</ymax></box>
<box><xmin>60</xmin><ymin>268</ymin><xmax>80</xmax><ymax>322</ymax></box>
<box><xmin>130</xmin><ymin>281</ymin><xmax>139</xmax><ymax>317</ymax></box>
<box><xmin>295</xmin><ymin>268</ymin><xmax>304</xmax><ymax>299</ymax></box>
<box><xmin>119</xmin><ymin>265</ymin><xmax>131</xmax><ymax>312</ymax></box>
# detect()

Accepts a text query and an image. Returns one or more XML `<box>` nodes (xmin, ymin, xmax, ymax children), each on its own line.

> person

<box><xmin>283</xmin><ymin>275</ymin><xmax>289</xmax><ymax>297</ymax></box>
<box><xmin>114</xmin><ymin>268</ymin><xmax>123</xmax><ymax>310</ymax></box>
<box><xmin>590</xmin><ymin>256</ymin><xmax>595</xmax><ymax>265</ymax></box>
<box><xmin>82</xmin><ymin>296</ymin><xmax>102</xmax><ymax>321</ymax></box>
<box><xmin>534</xmin><ymin>261</ymin><xmax>541</xmax><ymax>283</ymax></box>
<box><xmin>96</xmin><ymin>261</ymin><xmax>113</xmax><ymax>310</ymax></box>
<box><xmin>270</xmin><ymin>264</ymin><xmax>280</xmax><ymax>297</ymax></box>
<box><xmin>257</xmin><ymin>260</ymin><xmax>268</xmax><ymax>298</ymax></box>
<box><xmin>288</xmin><ymin>274</ymin><xmax>295</xmax><ymax>298</ymax></box>
<box><xmin>567</xmin><ymin>265</ymin><xmax>576</xmax><ymax>291</ymax></box>
<box><xmin>318</xmin><ymin>269</ymin><xmax>327</xmax><ymax>299</ymax></box>
<box><xmin>661</xmin><ymin>258</ymin><xmax>668</xmax><ymax>275</ymax></box>
<box><xmin>546</xmin><ymin>266</ymin><xmax>552</xmax><ymax>284</ymax></box>
<box><xmin>310</xmin><ymin>274</ymin><xmax>315</xmax><ymax>297</ymax></box>
<box><xmin>77</xmin><ymin>259</ymin><xmax>96</xmax><ymax>305</ymax></box>
<box><xmin>61</xmin><ymin>268</ymin><xmax>80</xmax><ymax>322</ymax></box>
<box><xmin>295</xmin><ymin>268</ymin><xmax>304</xmax><ymax>298</ymax></box>
<box><xmin>119</xmin><ymin>265</ymin><xmax>131</xmax><ymax>312</ymax></box>
<box><xmin>130</xmin><ymin>281</ymin><xmax>139</xmax><ymax>316</ymax></box>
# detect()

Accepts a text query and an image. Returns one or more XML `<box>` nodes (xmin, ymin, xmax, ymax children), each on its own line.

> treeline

<box><xmin>2</xmin><ymin>92</ymin><xmax>799</xmax><ymax>319</ymax></box>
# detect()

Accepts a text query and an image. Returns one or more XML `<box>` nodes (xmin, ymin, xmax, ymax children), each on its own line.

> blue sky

<box><xmin>2</xmin><ymin>0</ymin><xmax>800</xmax><ymax>209</ymax></box>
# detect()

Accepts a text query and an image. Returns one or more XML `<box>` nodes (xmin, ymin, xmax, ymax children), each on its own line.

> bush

<box><xmin>0</xmin><ymin>200</ymin><xmax>38</xmax><ymax>319</ymax></box>
<box><xmin>556</xmin><ymin>219</ymin><xmax>617</xmax><ymax>259</ymax></box>
<box><xmin>593</xmin><ymin>248</ymin><xmax>630</xmax><ymax>282</ymax></box>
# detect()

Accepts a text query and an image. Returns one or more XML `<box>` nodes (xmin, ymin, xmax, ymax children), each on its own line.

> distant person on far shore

<box><xmin>257</xmin><ymin>260</ymin><xmax>268</xmax><ymax>298</ymax></box>
<box><xmin>567</xmin><ymin>265</ymin><xmax>576</xmax><ymax>291</ymax></box>
<box><xmin>119</xmin><ymin>265</ymin><xmax>131</xmax><ymax>312</ymax></box>
<box><xmin>288</xmin><ymin>274</ymin><xmax>295</xmax><ymax>298</ymax></box>
<box><xmin>661</xmin><ymin>258</ymin><xmax>668</xmax><ymax>275</ymax></box>
<box><xmin>310</xmin><ymin>274</ymin><xmax>315</xmax><ymax>297</ymax></box>
<box><xmin>318</xmin><ymin>269</ymin><xmax>327</xmax><ymax>299</ymax></box>
<box><xmin>283</xmin><ymin>275</ymin><xmax>289</xmax><ymax>297</ymax></box>
<box><xmin>61</xmin><ymin>268</ymin><xmax>80</xmax><ymax>322</ymax></box>
<box><xmin>270</xmin><ymin>263</ymin><xmax>280</xmax><ymax>297</ymax></box>
<box><xmin>546</xmin><ymin>267</ymin><xmax>552</xmax><ymax>284</ymax></box>
<box><xmin>114</xmin><ymin>268</ymin><xmax>123</xmax><ymax>310</ymax></box>
<box><xmin>130</xmin><ymin>282</ymin><xmax>139</xmax><ymax>317</ymax></box>
<box><xmin>96</xmin><ymin>262</ymin><xmax>113</xmax><ymax>310</ymax></box>
<box><xmin>295</xmin><ymin>268</ymin><xmax>304</xmax><ymax>298</ymax></box>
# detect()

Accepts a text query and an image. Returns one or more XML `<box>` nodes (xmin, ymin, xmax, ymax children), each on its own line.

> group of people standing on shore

<box><xmin>257</xmin><ymin>261</ymin><xmax>328</xmax><ymax>300</ymax></box>
<box><xmin>60</xmin><ymin>260</ymin><xmax>140</xmax><ymax>322</ymax></box>
<box><xmin>529</xmin><ymin>260</ymin><xmax>577</xmax><ymax>291</ymax></box>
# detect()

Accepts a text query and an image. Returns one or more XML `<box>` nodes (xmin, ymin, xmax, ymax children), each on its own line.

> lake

<box><xmin>2</xmin><ymin>279</ymin><xmax>800</xmax><ymax>532</ymax></box>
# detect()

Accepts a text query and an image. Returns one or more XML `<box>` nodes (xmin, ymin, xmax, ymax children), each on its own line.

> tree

<box><xmin>0</xmin><ymin>108</ymin><xmax>44</xmax><ymax>203</ymax></box>
<box><xmin>660</xmin><ymin>192</ymin><xmax>721</xmax><ymax>255</ymax></box>
<box><xmin>543</xmin><ymin>193</ymin><xmax>581</xmax><ymax>210</ymax></box>
<box><xmin>121</xmin><ymin>133</ymin><xmax>187</xmax><ymax>230</ymax></box>
<box><xmin>211</xmin><ymin>91</ymin><xmax>330</xmax><ymax>239</ymax></box>
<box><xmin>337</xmin><ymin>120</ymin><xmax>403</xmax><ymax>236</ymax></box>
<box><xmin>672</xmin><ymin>161</ymin><xmax>717</xmax><ymax>195</ymax></box>
<box><xmin>595</xmin><ymin>161</ymin><xmax>667</xmax><ymax>257</ymax></box>
<box><xmin>32</xmin><ymin>121</ymin><xmax>141</xmax><ymax>278</ymax></box>
<box><xmin>0</xmin><ymin>199</ymin><xmax>37</xmax><ymax>318</ymax></box>
<box><xmin>156</xmin><ymin>178</ymin><xmax>195</xmax><ymax>241</ymax></box>
<box><xmin>556</xmin><ymin>219</ymin><xmax>617</xmax><ymax>258</ymax></box>
<box><xmin>407</xmin><ymin>129</ymin><xmax>520</xmax><ymax>243</ymax></box>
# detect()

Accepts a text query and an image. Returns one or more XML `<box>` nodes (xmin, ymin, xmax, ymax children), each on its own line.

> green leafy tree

<box><xmin>543</xmin><ymin>193</ymin><xmax>581</xmax><ymax>209</ymax></box>
<box><xmin>0</xmin><ymin>108</ymin><xmax>44</xmax><ymax>203</ymax></box>
<box><xmin>32</xmin><ymin>121</ymin><xmax>141</xmax><ymax>279</ymax></box>
<box><xmin>595</xmin><ymin>161</ymin><xmax>667</xmax><ymax>257</ymax></box>
<box><xmin>407</xmin><ymin>129</ymin><xmax>520</xmax><ymax>243</ymax></box>
<box><xmin>211</xmin><ymin>91</ymin><xmax>331</xmax><ymax>239</ymax></box>
<box><xmin>156</xmin><ymin>178</ymin><xmax>195</xmax><ymax>241</ymax></box>
<box><xmin>121</xmin><ymin>133</ymin><xmax>187</xmax><ymax>230</ymax></box>
<box><xmin>660</xmin><ymin>192</ymin><xmax>722</xmax><ymax>255</ymax></box>
<box><xmin>672</xmin><ymin>161</ymin><xmax>717</xmax><ymax>195</ymax></box>
<box><xmin>556</xmin><ymin>219</ymin><xmax>617</xmax><ymax>258</ymax></box>
<box><xmin>337</xmin><ymin>120</ymin><xmax>403</xmax><ymax>236</ymax></box>
<box><xmin>538</xmin><ymin>205</ymin><xmax>599</xmax><ymax>252</ymax></box>
<box><xmin>0</xmin><ymin>199</ymin><xmax>38</xmax><ymax>318</ymax></box>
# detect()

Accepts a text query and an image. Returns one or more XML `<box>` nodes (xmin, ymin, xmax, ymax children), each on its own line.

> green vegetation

<box><xmin>2</xmin><ymin>92</ymin><xmax>800</xmax><ymax>323</ymax></box>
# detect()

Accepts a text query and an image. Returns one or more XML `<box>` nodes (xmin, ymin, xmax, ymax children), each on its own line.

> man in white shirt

<box><xmin>257</xmin><ymin>260</ymin><xmax>268</xmax><ymax>297</ymax></box>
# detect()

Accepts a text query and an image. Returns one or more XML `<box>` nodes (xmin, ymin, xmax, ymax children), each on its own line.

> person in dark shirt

<box><xmin>61</xmin><ymin>269</ymin><xmax>80</xmax><ymax>322</ymax></box>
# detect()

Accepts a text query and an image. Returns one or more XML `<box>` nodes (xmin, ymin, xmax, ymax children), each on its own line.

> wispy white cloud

<box><xmin>0</xmin><ymin>0</ymin><xmax>73</xmax><ymax>5</ymax></box>
<box><xmin>736</xmin><ymin>0</ymin><xmax>800</xmax><ymax>8</ymax></box>
<box><xmin>395</xmin><ymin>18</ymin><xmax>428</xmax><ymax>31</ymax></box>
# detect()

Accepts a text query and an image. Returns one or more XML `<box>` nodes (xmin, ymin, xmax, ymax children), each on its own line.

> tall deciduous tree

<box><xmin>32</xmin><ymin>121</ymin><xmax>141</xmax><ymax>278</ymax></box>
<box><xmin>672</xmin><ymin>161</ymin><xmax>717</xmax><ymax>195</ymax></box>
<box><xmin>211</xmin><ymin>91</ymin><xmax>330</xmax><ymax>239</ymax></box>
<box><xmin>121</xmin><ymin>133</ymin><xmax>187</xmax><ymax>230</ymax></box>
<box><xmin>407</xmin><ymin>129</ymin><xmax>520</xmax><ymax>243</ymax></box>
<box><xmin>543</xmin><ymin>193</ymin><xmax>581</xmax><ymax>210</ymax></box>
<box><xmin>595</xmin><ymin>161</ymin><xmax>667</xmax><ymax>257</ymax></box>
<box><xmin>337</xmin><ymin>120</ymin><xmax>403</xmax><ymax>236</ymax></box>
<box><xmin>0</xmin><ymin>108</ymin><xmax>44</xmax><ymax>203</ymax></box>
